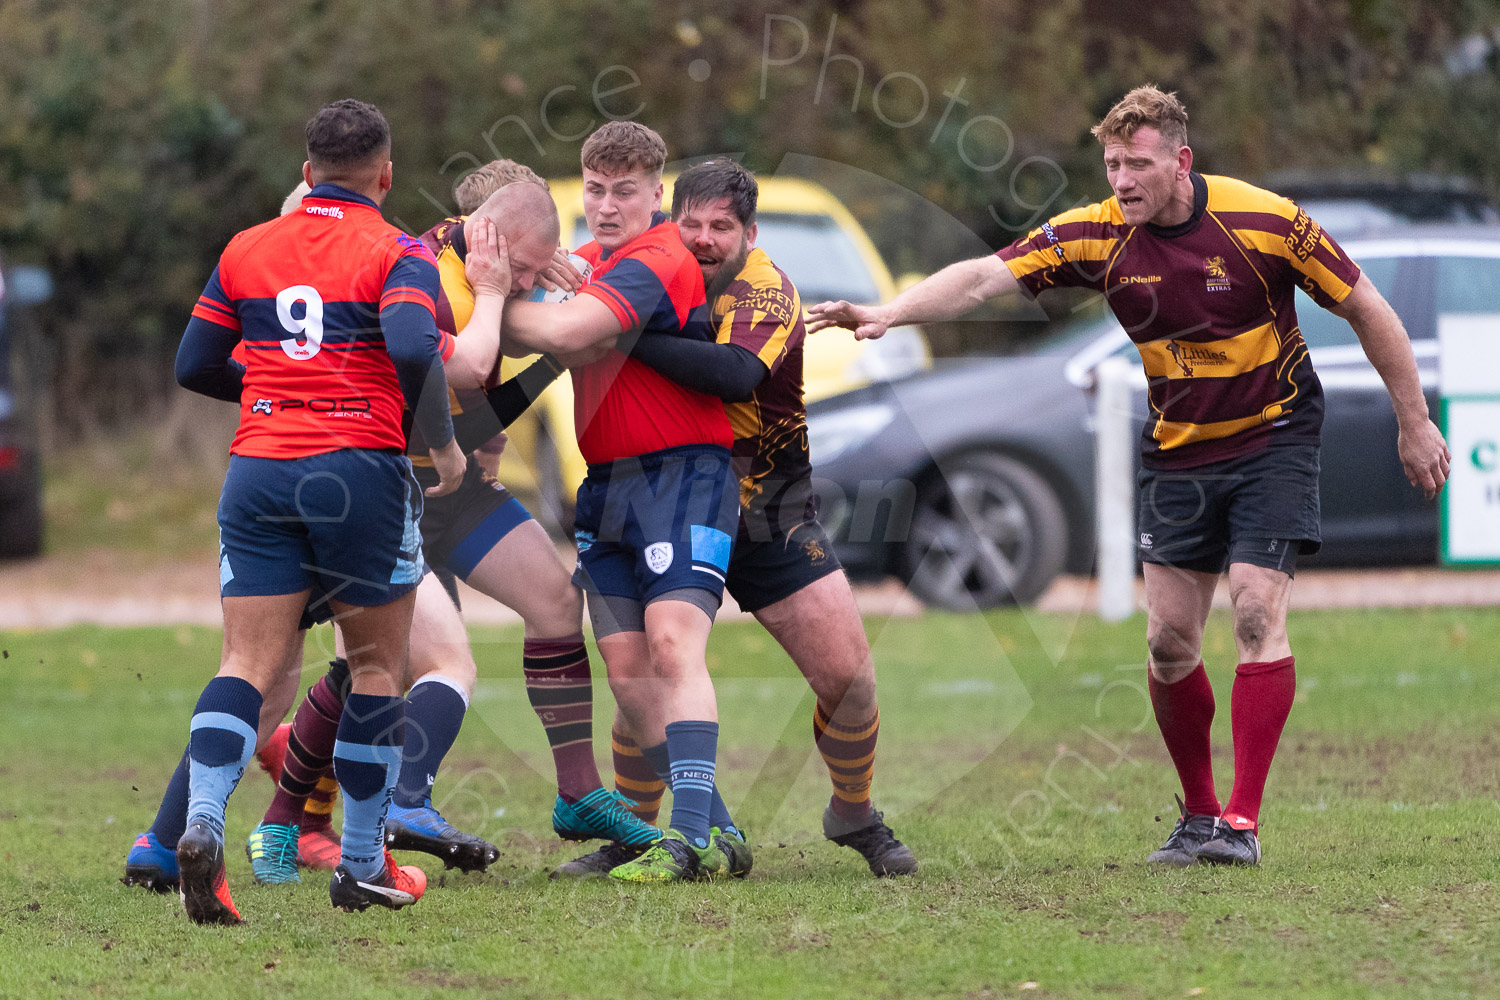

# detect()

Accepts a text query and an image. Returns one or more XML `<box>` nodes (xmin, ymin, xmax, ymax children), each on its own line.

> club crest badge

<box><xmin>645</xmin><ymin>542</ymin><xmax>674</xmax><ymax>574</ymax></box>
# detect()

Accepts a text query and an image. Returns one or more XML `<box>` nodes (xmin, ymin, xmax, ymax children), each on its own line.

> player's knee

<box><xmin>523</xmin><ymin>577</ymin><xmax>585</xmax><ymax>637</ymax></box>
<box><xmin>1232</xmin><ymin>600</ymin><xmax>1281</xmax><ymax>655</ymax></box>
<box><xmin>1146</xmin><ymin>623</ymin><xmax>1200</xmax><ymax>674</ymax></box>
<box><xmin>804</xmin><ymin>648</ymin><xmax>873</xmax><ymax>707</ymax></box>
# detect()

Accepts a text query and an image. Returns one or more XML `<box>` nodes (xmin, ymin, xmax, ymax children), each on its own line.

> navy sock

<box><xmin>394</xmin><ymin>676</ymin><xmax>468</xmax><ymax>808</ymax></box>
<box><xmin>663</xmin><ymin>721</ymin><xmax>720</xmax><ymax>849</ymax></box>
<box><xmin>644</xmin><ymin>739</ymin><xmax>738</xmax><ymax>840</ymax></box>
<box><xmin>333</xmin><ymin>693</ymin><xmax>404</xmax><ymax>880</ymax></box>
<box><xmin>186</xmin><ymin>676</ymin><xmax>261</xmax><ymax>842</ymax></box>
<box><xmin>147</xmin><ymin>747</ymin><xmax>191</xmax><ymax>849</ymax></box>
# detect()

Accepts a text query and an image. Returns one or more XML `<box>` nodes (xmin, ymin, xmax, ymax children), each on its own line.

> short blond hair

<box><xmin>452</xmin><ymin>159</ymin><xmax>548</xmax><ymax>215</ymax></box>
<box><xmin>580</xmin><ymin>121</ymin><xmax>666</xmax><ymax>177</ymax></box>
<box><xmin>280</xmin><ymin>181</ymin><xmax>311</xmax><ymax>216</ymax></box>
<box><xmin>1091</xmin><ymin>85</ymin><xmax>1189</xmax><ymax>149</ymax></box>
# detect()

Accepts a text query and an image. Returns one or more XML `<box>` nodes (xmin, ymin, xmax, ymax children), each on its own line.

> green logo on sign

<box><xmin>1473</xmin><ymin>440</ymin><xmax>1498</xmax><ymax>472</ymax></box>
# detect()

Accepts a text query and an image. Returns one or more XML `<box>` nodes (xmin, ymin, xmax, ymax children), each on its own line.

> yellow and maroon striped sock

<box><xmin>814</xmin><ymin>703</ymin><xmax>879</xmax><ymax>824</ymax></box>
<box><xmin>300</xmin><ymin>773</ymin><xmax>338</xmax><ymax>834</ymax></box>
<box><xmin>611</xmin><ymin>728</ymin><xmax>665</xmax><ymax>825</ymax></box>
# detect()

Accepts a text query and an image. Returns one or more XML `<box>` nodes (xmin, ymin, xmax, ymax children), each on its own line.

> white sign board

<box><xmin>1439</xmin><ymin>314</ymin><xmax>1500</xmax><ymax>565</ymax></box>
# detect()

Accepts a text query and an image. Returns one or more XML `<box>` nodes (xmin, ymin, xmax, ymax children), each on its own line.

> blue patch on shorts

<box><xmin>690</xmin><ymin>524</ymin><xmax>732</xmax><ymax>572</ymax></box>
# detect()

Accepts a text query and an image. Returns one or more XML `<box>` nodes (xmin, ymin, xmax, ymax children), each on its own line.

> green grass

<box><xmin>3</xmin><ymin>607</ymin><xmax>1500</xmax><ymax>999</ymax></box>
<box><xmin>42</xmin><ymin>435</ymin><xmax>225</xmax><ymax>556</ymax></box>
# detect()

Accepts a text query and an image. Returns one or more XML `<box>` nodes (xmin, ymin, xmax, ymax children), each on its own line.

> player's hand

<box><xmin>1397</xmin><ymin>416</ymin><xmax>1451</xmax><ymax>500</ymax></box>
<box><xmin>537</xmin><ymin>246</ymin><xmax>584</xmax><ymax>294</ymax></box>
<box><xmin>426</xmin><ymin>438</ymin><xmax>467</xmax><ymax>497</ymax></box>
<box><xmin>806</xmin><ymin>300</ymin><xmax>891</xmax><ymax>341</ymax></box>
<box><xmin>466</xmin><ymin>217</ymin><xmax>511</xmax><ymax>298</ymax></box>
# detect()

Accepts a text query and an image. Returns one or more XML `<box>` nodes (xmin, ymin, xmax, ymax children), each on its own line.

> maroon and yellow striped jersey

<box><xmin>714</xmin><ymin>248</ymin><xmax>809</xmax><ymax>512</ymax></box>
<box><xmin>996</xmin><ymin>173</ymin><xmax>1362</xmax><ymax>469</ymax></box>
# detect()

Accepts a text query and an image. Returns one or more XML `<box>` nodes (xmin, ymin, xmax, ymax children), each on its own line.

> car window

<box><xmin>1296</xmin><ymin>255</ymin><xmax>1398</xmax><ymax>348</ymax></box>
<box><xmin>1436</xmin><ymin>256</ymin><xmax>1500</xmax><ymax>315</ymax></box>
<box><xmin>752</xmin><ymin>213</ymin><xmax>882</xmax><ymax>304</ymax></box>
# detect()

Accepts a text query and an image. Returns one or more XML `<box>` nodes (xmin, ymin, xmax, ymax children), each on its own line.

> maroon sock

<box><xmin>1148</xmin><ymin>661</ymin><xmax>1220</xmax><ymax>818</ymax></box>
<box><xmin>262</xmin><ymin>675</ymin><xmax>345</xmax><ymax>827</ymax></box>
<box><xmin>522</xmin><ymin>633</ymin><xmax>603</xmax><ymax>801</ymax></box>
<box><xmin>1222</xmin><ymin>656</ymin><xmax>1296</xmax><ymax>830</ymax></box>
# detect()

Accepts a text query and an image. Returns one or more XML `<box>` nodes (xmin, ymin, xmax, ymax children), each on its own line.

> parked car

<box><xmin>1263</xmin><ymin>171</ymin><xmax>1500</xmax><ymax>235</ymax></box>
<box><xmin>807</xmin><ymin>225</ymin><xmax>1500</xmax><ymax>609</ymax></box>
<box><xmin>492</xmin><ymin>175</ymin><xmax>930</xmax><ymax>522</ymax></box>
<box><xmin>0</xmin><ymin>255</ymin><xmax>52</xmax><ymax>557</ymax></box>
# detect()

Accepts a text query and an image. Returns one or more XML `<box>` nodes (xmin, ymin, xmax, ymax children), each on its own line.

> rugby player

<box><xmin>170</xmin><ymin>99</ymin><xmax>463</xmax><ymax>922</ymax></box>
<box><xmin>241</xmin><ymin>181</ymin><xmax>660</xmax><ymax>885</ymax></box>
<box><xmin>554</xmin><ymin>159</ymin><xmax>917</xmax><ymax>878</ymax></box>
<box><xmin>499</xmin><ymin>122</ymin><xmax>749</xmax><ymax>882</ymax></box>
<box><xmin>809</xmin><ymin>86</ymin><xmax>1449</xmax><ymax>867</ymax></box>
<box><xmin>453</xmin><ymin>158</ymin><xmax>549</xmax><ymax>214</ymax></box>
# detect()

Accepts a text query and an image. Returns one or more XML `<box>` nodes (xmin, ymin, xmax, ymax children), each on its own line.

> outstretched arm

<box><xmin>1329</xmin><ymin>272</ymin><xmax>1450</xmax><ymax>497</ymax></box>
<box><xmin>806</xmin><ymin>255</ymin><xmax>1020</xmax><ymax>340</ymax></box>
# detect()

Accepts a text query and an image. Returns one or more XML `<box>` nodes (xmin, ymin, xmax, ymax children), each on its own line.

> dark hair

<box><xmin>671</xmin><ymin>159</ymin><xmax>758</xmax><ymax>226</ymax></box>
<box><xmin>305</xmin><ymin>99</ymin><xmax>391</xmax><ymax>170</ymax></box>
<box><xmin>581</xmin><ymin>121</ymin><xmax>667</xmax><ymax>176</ymax></box>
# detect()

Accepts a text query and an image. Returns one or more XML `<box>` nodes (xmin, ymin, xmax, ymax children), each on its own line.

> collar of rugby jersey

<box><xmin>303</xmin><ymin>182</ymin><xmax>382</xmax><ymax>212</ymax></box>
<box><xmin>1144</xmin><ymin>171</ymin><xmax>1208</xmax><ymax>239</ymax></box>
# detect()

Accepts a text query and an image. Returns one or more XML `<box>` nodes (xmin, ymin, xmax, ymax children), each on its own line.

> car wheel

<box><xmin>899</xmin><ymin>451</ymin><xmax>1067</xmax><ymax>609</ymax></box>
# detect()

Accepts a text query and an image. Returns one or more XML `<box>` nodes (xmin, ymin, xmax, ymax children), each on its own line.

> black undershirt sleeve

<box><xmin>449</xmin><ymin>353</ymin><xmax>566</xmax><ymax>453</ymax></box>
<box><xmin>628</xmin><ymin>332</ymin><xmax>769</xmax><ymax>403</ymax></box>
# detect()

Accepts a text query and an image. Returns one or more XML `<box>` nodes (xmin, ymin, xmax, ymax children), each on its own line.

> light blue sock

<box><xmin>333</xmin><ymin>693</ymin><xmax>405</xmax><ymax>880</ymax></box>
<box><xmin>186</xmin><ymin>676</ymin><xmax>262</xmax><ymax>842</ymax></box>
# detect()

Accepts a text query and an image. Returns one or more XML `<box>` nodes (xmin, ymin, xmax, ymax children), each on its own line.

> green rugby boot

<box><xmin>710</xmin><ymin>826</ymin><xmax>752</xmax><ymax>880</ymax></box>
<box><xmin>245</xmin><ymin>821</ymin><xmax>301</xmax><ymax>884</ymax></box>
<box><xmin>609</xmin><ymin>829</ymin><xmax>715</xmax><ymax>883</ymax></box>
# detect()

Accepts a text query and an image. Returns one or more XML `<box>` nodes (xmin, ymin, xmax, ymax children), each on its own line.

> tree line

<box><xmin>2</xmin><ymin>0</ymin><xmax>1497</xmax><ymax>442</ymax></box>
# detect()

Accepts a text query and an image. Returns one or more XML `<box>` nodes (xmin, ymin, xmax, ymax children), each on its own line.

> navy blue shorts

<box><xmin>218</xmin><ymin>449</ymin><xmax>425</xmax><ymax>609</ymax></box>
<box><xmin>572</xmin><ymin>444</ymin><xmax>739</xmax><ymax>607</ymax></box>
<box><xmin>1137</xmin><ymin>444</ymin><xmax>1321</xmax><ymax>577</ymax></box>
<box><xmin>419</xmin><ymin>461</ymin><xmax>533</xmax><ymax>580</ymax></box>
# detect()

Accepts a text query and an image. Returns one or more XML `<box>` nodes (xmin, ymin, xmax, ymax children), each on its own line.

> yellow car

<box><xmin>492</xmin><ymin>175</ymin><xmax>930</xmax><ymax>522</ymax></box>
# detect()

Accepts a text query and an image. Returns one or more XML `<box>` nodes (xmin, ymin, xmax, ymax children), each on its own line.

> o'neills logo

<box><xmin>1120</xmin><ymin>274</ymin><xmax>1162</xmax><ymax>284</ymax></box>
<box><xmin>1167</xmin><ymin>341</ymin><xmax>1229</xmax><ymax>377</ymax></box>
<box><xmin>305</xmin><ymin>205</ymin><xmax>345</xmax><ymax>219</ymax></box>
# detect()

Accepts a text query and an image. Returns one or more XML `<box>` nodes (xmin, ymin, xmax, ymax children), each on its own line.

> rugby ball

<box><xmin>528</xmin><ymin>253</ymin><xmax>593</xmax><ymax>303</ymax></box>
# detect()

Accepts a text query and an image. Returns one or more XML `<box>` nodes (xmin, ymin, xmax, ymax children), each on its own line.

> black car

<box><xmin>807</xmin><ymin>226</ymin><xmax>1500</xmax><ymax>609</ymax></box>
<box><xmin>0</xmin><ymin>255</ymin><xmax>51</xmax><ymax>557</ymax></box>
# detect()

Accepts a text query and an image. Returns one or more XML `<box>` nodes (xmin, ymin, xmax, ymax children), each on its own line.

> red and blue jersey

<box><xmin>181</xmin><ymin>184</ymin><xmax>452</xmax><ymax>459</ymax></box>
<box><xmin>571</xmin><ymin>213</ymin><xmax>732</xmax><ymax>465</ymax></box>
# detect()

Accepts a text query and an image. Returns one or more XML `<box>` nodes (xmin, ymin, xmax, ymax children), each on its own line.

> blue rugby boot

<box><xmin>385</xmin><ymin>801</ymin><xmax>499</xmax><ymax>872</ymax></box>
<box><xmin>552</xmin><ymin>788</ymin><xmax>661</xmax><ymax>847</ymax></box>
<box><xmin>245</xmin><ymin>822</ymin><xmax>301</xmax><ymax>884</ymax></box>
<box><xmin>122</xmin><ymin>831</ymin><xmax>179</xmax><ymax>893</ymax></box>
